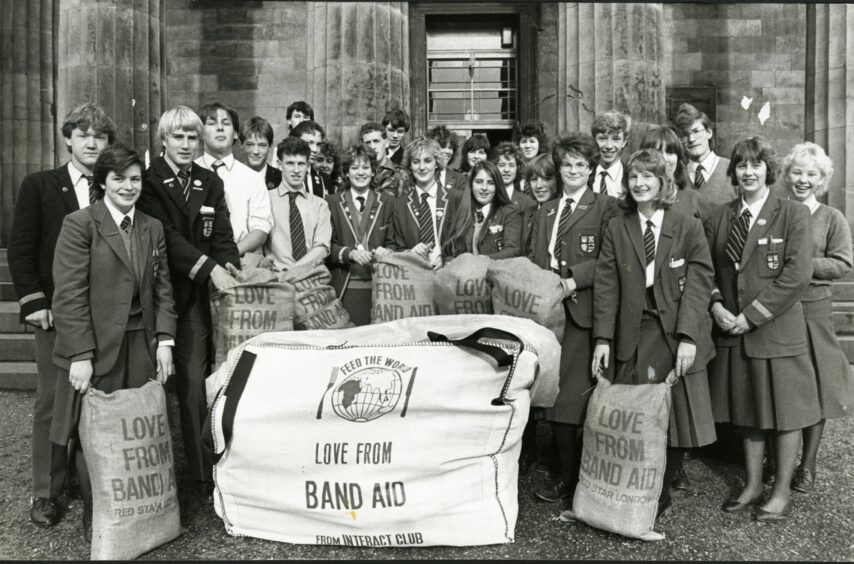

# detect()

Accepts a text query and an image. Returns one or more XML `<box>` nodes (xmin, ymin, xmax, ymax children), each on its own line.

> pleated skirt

<box><xmin>803</xmin><ymin>296</ymin><xmax>854</xmax><ymax>419</ymax></box>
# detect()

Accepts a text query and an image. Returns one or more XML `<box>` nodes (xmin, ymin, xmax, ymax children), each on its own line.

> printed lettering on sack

<box><xmin>318</xmin><ymin>356</ymin><xmax>416</xmax><ymax>423</ymax></box>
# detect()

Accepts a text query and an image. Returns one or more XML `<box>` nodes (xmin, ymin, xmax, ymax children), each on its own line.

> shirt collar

<box><xmin>476</xmin><ymin>203</ymin><xmax>492</xmax><ymax>220</ymax></box>
<box><xmin>739</xmin><ymin>187</ymin><xmax>771</xmax><ymax>217</ymax></box>
<box><xmin>792</xmin><ymin>193</ymin><xmax>820</xmax><ymax>214</ymax></box>
<box><xmin>416</xmin><ymin>181</ymin><xmax>438</xmax><ymax>199</ymax></box>
<box><xmin>639</xmin><ymin>208</ymin><xmax>665</xmax><ymax>230</ymax></box>
<box><xmin>103</xmin><ymin>195</ymin><xmax>135</xmax><ymax>227</ymax></box>
<box><xmin>276</xmin><ymin>181</ymin><xmax>306</xmax><ymax>198</ymax></box>
<box><xmin>163</xmin><ymin>154</ymin><xmax>191</xmax><ymax>177</ymax></box>
<box><xmin>562</xmin><ymin>187</ymin><xmax>587</xmax><ymax>205</ymax></box>
<box><xmin>697</xmin><ymin>151</ymin><xmax>718</xmax><ymax>173</ymax></box>
<box><xmin>202</xmin><ymin>152</ymin><xmax>234</xmax><ymax>171</ymax></box>
<box><xmin>350</xmin><ymin>188</ymin><xmax>371</xmax><ymax>204</ymax></box>
<box><xmin>67</xmin><ymin>161</ymin><xmax>87</xmax><ymax>186</ymax></box>
<box><xmin>595</xmin><ymin>160</ymin><xmax>623</xmax><ymax>180</ymax></box>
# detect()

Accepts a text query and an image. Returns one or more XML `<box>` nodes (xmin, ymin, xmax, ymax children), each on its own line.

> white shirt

<box><xmin>738</xmin><ymin>187</ymin><xmax>771</xmax><ymax>231</ymax></box>
<box><xmin>415</xmin><ymin>181</ymin><xmax>442</xmax><ymax>262</ymax></box>
<box><xmin>196</xmin><ymin>153</ymin><xmax>274</xmax><ymax>242</ymax></box>
<box><xmin>639</xmin><ymin>208</ymin><xmax>665</xmax><ymax>288</ymax></box>
<box><xmin>687</xmin><ymin>151</ymin><xmax>720</xmax><ymax>183</ymax></box>
<box><xmin>103</xmin><ymin>196</ymin><xmax>135</xmax><ymax>230</ymax></box>
<box><xmin>67</xmin><ymin>162</ymin><xmax>93</xmax><ymax>210</ymax></box>
<box><xmin>593</xmin><ymin>161</ymin><xmax>624</xmax><ymax>198</ymax></box>
<box><xmin>548</xmin><ymin>189</ymin><xmax>585</xmax><ymax>270</ymax></box>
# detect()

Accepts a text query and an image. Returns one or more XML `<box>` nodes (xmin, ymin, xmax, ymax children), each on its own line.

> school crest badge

<box><xmin>678</xmin><ymin>276</ymin><xmax>686</xmax><ymax>293</ymax></box>
<box><xmin>580</xmin><ymin>234</ymin><xmax>596</xmax><ymax>254</ymax></box>
<box><xmin>766</xmin><ymin>253</ymin><xmax>780</xmax><ymax>270</ymax></box>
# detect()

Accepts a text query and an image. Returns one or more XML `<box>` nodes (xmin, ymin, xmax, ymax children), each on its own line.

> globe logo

<box><xmin>331</xmin><ymin>367</ymin><xmax>403</xmax><ymax>422</ymax></box>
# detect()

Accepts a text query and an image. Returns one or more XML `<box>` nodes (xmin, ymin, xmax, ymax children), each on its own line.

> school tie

<box><xmin>212</xmin><ymin>160</ymin><xmax>225</xmax><ymax>177</ymax></box>
<box><xmin>178</xmin><ymin>168</ymin><xmax>191</xmax><ymax>202</ymax></box>
<box><xmin>599</xmin><ymin>171</ymin><xmax>608</xmax><ymax>194</ymax></box>
<box><xmin>356</xmin><ymin>196</ymin><xmax>366</xmax><ymax>212</ymax></box>
<box><xmin>475</xmin><ymin>209</ymin><xmax>485</xmax><ymax>223</ymax></box>
<box><xmin>86</xmin><ymin>175</ymin><xmax>97</xmax><ymax>204</ymax></box>
<box><xmin>120</xmin><ymin>215</ymin><xmax>131</xmax><ymax>233</ymax></box>
<box><xmin>418</xmin><ymin>192</ymin><xmax>435</xmax><ymax>245</ymax></box>
<box><xmin>644</xmin><ymin>219</ymin><xmax>656</xmax><ymax>265</ymax></box>
<box><xmin>694</xmin><ymin>165</ymin><xmax>705</xmax><ymax>189</ymax></box>
<box><xmin>555</xmin><ymin>198</ymin><xmax>574</xmax><ymax>262</ymax></box>
<box><xmin>725</xmin><ymin>209</ymin><xmax>752</xmax><ymax>265</ymax></box>
<box><xmin>288</xmin><ymin>192</ymin><xmax>307</xmax><ymax>260</ymax></box>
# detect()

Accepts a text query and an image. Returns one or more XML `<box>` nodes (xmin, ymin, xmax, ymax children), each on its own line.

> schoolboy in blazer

<box><xmin>291</xmin><ymin>121</ymin><xmax>334</xmax><ymax>197</ymax></box>
<box><xmin>137</xmin><ymin>106</ymin><xmax>239</xmax><ymax>493</ymax></box>
<box><xmin>387</xmin><ymin>183</ymin><xmax>456</xmax><ymax>251</ymax></box>
<box><xmin>8</xmin><ymin>102</ymin><xmax>116</xmax><ymax>527</ymax></box>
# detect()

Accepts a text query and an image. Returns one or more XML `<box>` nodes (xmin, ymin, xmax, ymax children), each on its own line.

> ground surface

<box><xmin>1</xmin><ymin>390</ymin><xmax>852</xmax><ymax>561</ymax></box>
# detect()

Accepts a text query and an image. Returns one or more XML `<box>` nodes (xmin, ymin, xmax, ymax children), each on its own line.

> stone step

<box><xmin>0</xmin><ymin>302</ymin><xmax>28</xmax><ymax>333</ymax></box>
<box><xmin>838</xmin><ymin>336</ymin><xmax>854</xmax><ymax>364</ymax></box>
<box><xmin>0</xmin><ymin>333</ymin><xmax>34</xmax><ymax>361</ymax></box>
<box><xmin>0</xmin><ymin>282</ymin><xmax>17</xmax><ymax>302</ymax></box>
<box><xmin>0</xmin><ymin>263</ymin><xmax>10</xmax><ymax>283</ymax></box>
<box><xmin>0</xmin><ymin>248</ymin><xmax>6</xmax><ymax>264</ymax></box>
<box><xmin>0</xmin><ymin>362</ymin><xmax>37</xmax><ymax>390</ymax></box>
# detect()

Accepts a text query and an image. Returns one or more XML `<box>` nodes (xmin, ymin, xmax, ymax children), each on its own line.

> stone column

<box><xmin>306</xmin><ymin>2</ymin><xmax>410</xmax><ymax>147</ymax></box>
<box><xmin>56</xmin><ymin>0</ymin><xmax>165</xmax><ymax>157</ymax></box>
<box><xmin>806</xmin><ymin>4</ymin><xmax>854</xmax><ymax>217</ymax></box>
<box><xmin>0</xmin><ymin>0</ymin><xmax>55</xmax><ymax>245</ymax></box>
<box><xmin>555</xmin><ymin>3</ymin><xmax>665</xmax><ymax>145</ymax></box>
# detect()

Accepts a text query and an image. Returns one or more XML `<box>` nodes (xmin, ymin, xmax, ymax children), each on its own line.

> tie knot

<box><xmin>741</xmin><ymin>209</ymin><xmax>752</xmax><ymax>220</ymax></box>
<box><xmin>120</xmin><ymin>215</ymin><xmax>131</xmax><ymax>231</ymax></box>
<box><xmin>475</xmin><ymin>210</ymin><xmax>485</xmax><ymax>223</ymax></box>
<box><xmin>696</xmin><ymin>164</ymin><xmax>704</xmax><ymax>173</ymax></box>
<box><xmin>85</xmin><ymin>175</ymin><xmax>94</xmax><ymax>187</ymax></box>
<box><xmin>646</xmin><ymin>219</ymin><xmax>654</xmax><ymax>229</ymax></box>
<box><xmin>178</xmin><ymin>168</ymin><xmax>190</xmax><ymax>181</ymax></box>
<box><xmin>600</xmin><ymin>171</ymin><xmax>608</xmax><ymax>178</ymax></box>
<box><xmin>212</xmin><ymin>161</ymin><xmax>224</xmax><ymax>172</ymax></box>
<box><xmin>420</xmin><ymin>192</ymin><xmax>430</xmax><ymax>202</ymax></box>
<box><xmin>356</xmin><ymin>196</ymin><xmax>365</xmax><ymax>211</ymax></box>
<box><xmin>288</xmin><ymin>191</ymin><xmax>299</xmax><ymax>202</ymax></box>
<box><xmin>566</xmin><ymin>198</ymin><xmax>575</xmax><ymax>206</ymax></box>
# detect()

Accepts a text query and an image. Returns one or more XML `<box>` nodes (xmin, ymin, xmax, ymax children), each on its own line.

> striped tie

<box><xmin>555</xmin><ymin>197</ymin><xmax>574</xmax><ymax>262</ymax></box>
<box><xmin>599</xmin><ymin>171</ymin><xmax>608</xmax><ymax>194</ymax></box>
<box><xmin>475</xmin><ymin>209</ymin><xmax>485</xmax><ymax>223</ymax></box>
<box><xmin>418</xmin><ymin>192</ymin><xmax>435</xmax><ymax>245</ymax></box>
<box><xmin>288</xmin><ymin>192</ymin><xmax>307</xmax><ymax>260</ymax></box>
<box><xmin>86</xmin><ymin>175</ymin><xmax>97</xmax><ymax>204</ymax></box>
<box><xmin>725</xmin><ymin>209</ymin><xmax>752</xmax><ymax>265</ymax></box>
<box><xmin>694</xmin><ymin>165</ymin><xmax>705</xmax><ymax>189</ymax></box>
<box><xmin>120</xmin><ymin>215</ymin><xmax>131</xmax><ymax>232</ymax></box>
<box><xmin>178</xmin><ymin>168</ymin><xmax>191</xmax><ymax>202</ymax></box>
<box><xmin>356</xmin><ymin>196</ymin><xmax>365</xmax><ymax>212</ymax></box>
<box><xmin>644</xmin><ymin>219</ymin><xmax>655</xmax><ymax>265</ymax></box>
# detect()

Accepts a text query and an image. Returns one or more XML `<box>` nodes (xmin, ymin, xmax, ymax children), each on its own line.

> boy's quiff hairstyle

<box><xmin>428</xmin><ymin>125</ymin><xmax>459</xmax><ymax>154</ymax></box>
<box><xmin>286</xmin><ymin>100</ymin><xmax>315</xmax><ymax>121</ymax></box>
<box><xmin>157</xmin><ymin>105</ymin><xmax>203</xmax><ymax>141</ymax></box>
<box><xmin>61</xmin><ymin>102</ymin><xmax>117</xmax><ymax>144</ymax></box>
<box><xmin>360</xmin><ymin>121</ymin><xmax>386</xmax><ymax>139</ymax></box>
<box><xmin>674</xmin><ymin>102</ymin><xmax>713</xmax><ymax>134</ymax></box>
<box><xmin>276</xmin><ymin>137</ymin><xmax>312</xmax><ymax>161</ymax></box>
<box><xmin>198</xmin><ymin>102</ymin><xmax>240</xmax><ymax>138</ymax></box>
<box><xmin>239</xmin><ymin>116</ymin><xmax>274</xmax><ymax>145</ymax></box>
<box><xmin>382</xmin><ymin>109</ymin><xmax>411</xmax><ymax>131</ymax></box>
<box><xmin>290</xmin><ymin>120</ymin><xmax>325</xmax><ymax>140</ymax></box>
<box><xmin>591</xmin><ymin>110</ymin><xmax>630</xmax><ymax>137</ymax></box>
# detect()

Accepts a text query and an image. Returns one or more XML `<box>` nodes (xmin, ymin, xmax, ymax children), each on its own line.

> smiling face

<box><xmin>466</xmin><ymin>148</ymin><xmax>487</xmax><ymax>168</ymax></box>
<box><xmin>313</xmin><ymin>154</ymin><xmax>335</xmax><ymax>176</ymax></box>
<box><xmin>559</xmin><ymin>153</ymin><xmax>591</xmax><ymax>195</ymax></box>
<box><xmin>786</xmin><ymin>157</ymin><xmax>823</xmax><ymax>202</ymax></box>
<box><xmin>103</xmin><ymin>164</ymin><xmax>143</xmax><ymax>214</ymax></box>
<box><xmin>735</xmin><ymin>158</ymin><xmax>768</xmax><ymax>196</ymax></box>
<box><xmin>594</xmin><ymin>131</ymin><xmax>627</xmax><ymax>167</ymax></box>
<box><xmin>162</xmin><ymin>129</ymin><xmax>200</xmax><ymax>168</ymax></box>
<box><xmin>471</xmin><ymin>169</ymin><xmax>497</xmax><ymax>207</ymax></box>
<box><xmin>628</xmin><ymin>168</ymin><xmax>662</xmax><ymax>207</ymax></box>
<box><xmin>530</xmin><ymin>174</ymin><xmax>557</xmax><ymax>203</ymax></box>
<box><xmin>241</xmin><ymin>133</ymin><xmax>270</xmax><ymax>171</ymax></box>
<box><xmin>409</xmin><ymin>150</ymin><xmax>438</xmax><ymax>188</ymax></box>
<box><xmin>66</xmin><ymin>127</ymin><xmax>109</xmax><ymax>172</ymax></box>
<box><xmin>682</xmin><ymin>119</ymin><xmax>713</xmax><ymax>162</ymax></box>
<box><xmin>202</xmin><ymin>108</ymin><xmax>236</xmax><ymax>158</ymax></box>
<box><xmin>280</xmin><ymin>152</ymin><xmax>309</xmax><ymax>190</ymax></box>
<box><xmin>518</xmin><ymin>136</ymin><xmax>540</xmax><ymax>160</ymax></box>
<box><xmin>347</xmin><ymin>158</ymin><xmax>373</xmax><ymax>193</ymax></box>
<box><xmin>386</xmin><ymin>125</ymin><xmax>406</xmax><ymax>149</ymax></box>
<box><xmin>496</xmin><ymin>155</ymin><xmax>518</xmax><ymax>187</ymax></box>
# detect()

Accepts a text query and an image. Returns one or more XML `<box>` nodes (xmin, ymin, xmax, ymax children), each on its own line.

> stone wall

<box><xmin>663</xmin><ymin>3</ymin><xmax>807</xmax><ymax>159</ymax></box>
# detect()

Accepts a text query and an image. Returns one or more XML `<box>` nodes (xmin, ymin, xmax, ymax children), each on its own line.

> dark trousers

<box><xmin>32</xmin><ymin>327</ymin><xmax>66</xmax><ymax>499</ymax></box>
<box><xmin>174</xmin><ymin>301</ymin><xmax>211</xmax><ymax>482</ymax></box>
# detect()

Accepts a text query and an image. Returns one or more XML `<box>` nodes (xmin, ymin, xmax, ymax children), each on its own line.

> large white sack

<box><xmin>206</xmin><ymin>315</ymin><xmax>559</xmax><ymax>547</ymax></box>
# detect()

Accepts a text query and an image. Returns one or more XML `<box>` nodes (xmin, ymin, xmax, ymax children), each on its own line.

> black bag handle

<box><xmin>203</xmin><ymin>350</ymin><xmax>257</xmax><ymax>466</ymax></box>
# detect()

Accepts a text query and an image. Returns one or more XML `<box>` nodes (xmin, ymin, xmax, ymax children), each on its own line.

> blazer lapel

<box><xmin>135</xmin><ymin>216</ymin><xmax>152</xmax><ymax>282</ymax></box>
<box><xmin>338</xmin><ymin>192</ymin><xmax>360</xmax><ymax>242</ymax></box>
<box><xmin>435</xmin><ymin>185</ymin><xmax>449</xmax><ymax>234</ymax></box>
<box><xmin>625</xmin><ymin>215</ymin><xmax>646</xmax><ymax>269</ymax></box>
<box><xmin>406</xmin><ymin>189</ymin><xmax>420</xmax><ymax>227</ymax></box>
<box><xmin>186</xmin><ymin>164</ymin><xmax>206</xmax><ymax>226</ymax></box>
<box><xmin>740</xmin><ymin>194</ymin><xmax>778</xmax><ymax>267</ymax></box>
<box><xmin>362</xmin><ymin>191</ymin><xmax>382</xmax><ymax>241</ymax></box>
<box><xmin>154</xmin><ymin>158</ymin><xmax>189</xmax><ymax>217</ymax></box>
<box><xmin>653</xmin><ymin>211</ymin><xmax>675</xmax><ymax>279</ymax></box>
<box><xmin>93</xmin><ymin>201</ymin><xmax>134</xmax><ymax>275</ymax></box>
<box><xmin>54</xmin><ymin>165</ymin><xmax>80</xmax><ymax>212</ymax></box>
<box><xmin>563</xmin><ymin>189</ymin><xmax>595</xmax><ymax>233</ymax></box>
<box><xmin>543</xmin><ymin>200</ymin><xmax>559</xmax><ymax>243</ymax></box>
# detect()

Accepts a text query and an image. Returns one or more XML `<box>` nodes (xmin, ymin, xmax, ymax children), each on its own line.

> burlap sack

<box><xmin>282</xmin><ymin>263</ymin><xmax>353</xmax><ymax>330</ymax></box>
<box><xmin>371</xmin><ymin>253</ymin><xmax>438</xmax><ymax>323</ymax></box>
<box><xmin>572</xmin><ymin>375</ymin><xmax>671</xmax><ymax>542</ymax></box>
<box><xmin>486</xmin><ymin>257</ymin><xmax>566</xmax><ymax>341</ymax></box>
<box><xmin>79</xmin><ymin>381</ymin><xmax>180</xmax><ymax>560</ymax></box>
<box><xmin>434</xmin><ymin>253</ymin><xmax>493</xmax><ymax>315</ymax></box>
<box><xmin>211</xmin><ymin>266</ymin><xmax>296</xmax><ymax>369</ymax></box>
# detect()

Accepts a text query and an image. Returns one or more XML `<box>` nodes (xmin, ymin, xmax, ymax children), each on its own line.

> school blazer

<box><xmin>527</xmin><ymin>189</ymin><xmax>619</xmax><ymax>328</ymax></box>
<box><xmin>704</xmin><ymin>194</ymin><xmax>813</xmax><ymax>359</ymax></box>
<box><xmin>326</xmin><ymin>190</ymin><xmax>394</xmax><ymax>296</ymax></box>
<box><xmin>386</xmin><ymin>184</ymin><xmax>459</xmax><ymax>251</ymax></box>
<box><xmin>8</xmin><ymin>164</ymin><xmax>80</xmax><ymax>321</ymax></box>
<box><xmin>137</xmin><ymin>157</ymin><xmax>240</xmax><ymax>320</ymax></box>
<box><xmin>265</xmin><ymin>166</ymin><xmax>282</xmax><ymax>190</ymax></box>
<box><xmin>51</xmin><ymin>200</ymin><xmax>177</xmax><ymax>375</ymax></box>
<box><xmin>304</xmin><ymin>169</ymin><xmax>334</xmax><ymax>198</ymax></box>
<box><xmin>593</xmin><ymin>209</ymin><xmax>715</xmax><ymax>371</ymax></box>
<box><xmin>671</xmin><ymin>187</ymin><xmax>703</xmax><ymax>220</ymax></box>
<box><xmin>444</xmin><ymin>205</ymin><xmax>523</xmax><ymax>261</ymax></box>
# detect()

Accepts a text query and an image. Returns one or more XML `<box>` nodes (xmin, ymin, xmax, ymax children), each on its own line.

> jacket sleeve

<box><xmin>592</xmin><ymin>219</ymin><xmax>619</xmax><ymax>343</ymax></box>
<box><xmin>51</xmin><ymin>213</ymin><xmax>96</xmax><ymax>360</ymax></box>
<box><xmin>742</xmin><ymin>204</ymin><xmax>813</xmax><ymax>328</ymax></box>
<box><xmin>704</xmin><ymin>213</ymin><xmax>725</xmax><ymax>307</ymax></box>
<box><xmin>490</xmin><ymin>206</ymin><xmax>522</xmax><ymax>259</ymax></box>
<box><xmin>812</xmin><ymin>208</ymin><xmax>853</xmax><ymax>281</ymax></box>
<box><xmin>676</xmin><ymin>217</ymin><xmax>715</xmax><ymax>342</ymax></box>
<box><xmin>7</xmin><ymin>174</ymin><xmax>48</xmax><ymax>318</ymax></box>
<box><xmin>152</xmin><ymin>222</ymin><xmax>178</xmax><ymax>340</ymax></box>
<box><xmin>206</xmin><ymin>180</ymin><xmax>241</xmax><ymax>275</ymax></box>
<box><xmin>327</xmin><ymin>200</ymin><xmax>351</xmax><ymax>266</ymax></box>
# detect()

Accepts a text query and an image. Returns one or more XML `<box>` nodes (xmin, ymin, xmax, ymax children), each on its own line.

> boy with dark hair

<box><xmin>9</xmin><ymin>102</ymin><xmax>115</xmax><ymax>527</ymax></box>
<box><xmin>674</xmin><ymin>103</ymin><xmax>735</xmax><ymax>218</ymax></box>
<box><xmin>239</xmin><ymin>116</ymin><xmax>280</xmax><ymax>190</ymax></box>
<box><xmin>265</xmin><ymin>137</ymin><xmax>332</xmax><ymax>270</ymax></box>
<box><xmin>197</xmin><ymin>102</ymin><xmax>273</xmax><ymax>256</ymax></box>
<box><xmin>590</xmin><ymin>110</ymin><xmax>630</xmax><ymax>198</ymax></box>
<box><xmin>286</xmin><ymin>100</ymin><xmax>314</xmax><ymax>132</ymax></box>
<box><xmin>360</xmin><ymin>121</ymin><xmax>405</xmax><ymax>198</ymax></box>
<box><xmin>290</xmin><ymin>120</ymin><xmax>333</xmax><ymax>197</ymax></box>
<box><xmin>428</xmin><ymin>125</ymin><xmax>463</xmax><ymax>191</ymax></box>
<box><xmin>381</xmin><ymin>108</ymin><xmax>411</xmax><ymax>166</ymax></box>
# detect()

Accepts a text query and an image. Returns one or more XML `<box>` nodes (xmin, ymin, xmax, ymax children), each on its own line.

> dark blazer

<box><xmin>137</xmin><ymin>157</ymin><xmax>239</xmax><ymax>321</ymax></box>
<box><xmin>444</xmin><ymin>204</ymin><xmax>522</xmax><ymax>261</ymax></box>
<box><xmin>304</xmin><ymin>169</ymin><xmax>334</xmax><ymax>198</ymax></box>
<box><xmin>593</xmin><ymin>209</ymin><xmax>715</xmax><ymax>371</ymax></box>
<box><xmin>8</xmin><ymin>164</ymin><xmax>80</xmax><ymax>322</ymax></box>
<box><xmin>704</xmin><ymin>193</ymin><xmax>813</xmax><ymax>358</ymax></box>
<box><xmin>326</xmin><ymin>190</ymin><xmax>394</xmax><ymax>296</ymax></box>
<box><xmin>528</xmin><ymin>189</ymin><xmax>619</xmax><ymax>328</ymax></box>
<box><xmin>265</xmin><ymin>165</ymin><xmax>282</xmax><ymax>190</ymax></box>
<box><xmin>671</xmin><ymin>187</ymin><xmax>704</xmax><ymax>220</ymax></box>
<box><xmin>51</xmin><ymin>200</ymin><xmax>177</xmax><ymax>374</ymax></box>
<box><xmin>511</xmin><ymin>189</ymin><xmax>537</xmax><ymax>211</ymax></box>
<box><xmin>386</xmin><ymin>184</ymin><xmax>459</xmax><ymax>251</ymax></box>
<box><xmin>388</xmin><ymin>145</ymin><xmax>404</xmax><ymax>166</ymax></box>
<box><xmin>443</xmin><ymin>168</ymin><xmax>464</xmax><ymax>192</ymax></box>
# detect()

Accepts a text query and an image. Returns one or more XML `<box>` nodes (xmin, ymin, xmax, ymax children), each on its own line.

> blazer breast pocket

<box><xmin>758</xmin><ymin>237</ymin><xmax>784</xmax><ymax>278</ymax></box>
<box><xmin>576</xmin><ymin>231</ymin><xmax>597</xmax><ymax>257</ymax></box>
<box><xmin>668</xmin><ymin>258</ymin><xmax>687</xmax><ymax>294</ymax></box>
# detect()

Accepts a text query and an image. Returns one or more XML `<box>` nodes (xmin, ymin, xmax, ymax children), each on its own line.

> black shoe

<box><xmin>722</xmin><ymin>492</ymin><xmax>763</xmax><ymax>514</ymax></box>
<box><xmin>534</xmin><ymin>480</ymin><xmax>569</xmax><ymax>503</ymax></box>
<box><xmin>82</xmin><ymin>497</ymin><xmax>92</xmax><ymax>543</ymax></box>
<box><xmin>30</xmin><ymin>498</ymin><xmax>60</xmax><ymax>527</ymax></box>
<box><xmin>791</xmin><ymin>467</ymin><xmax>815</xmax><ymax>493</ymax></box>
<box><xmin>671</xmin><ymin>466</ymin><xmax>689</xmax><ymax>491</ymax></box>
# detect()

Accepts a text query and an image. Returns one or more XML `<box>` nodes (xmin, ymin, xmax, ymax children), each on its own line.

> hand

<box><xmin>210</xmin><ymin>264</ymin><xmax>238</xmax><ymax>291</ymax></box>
<box><xmin>155</xmin><ymin>345</ymin><xmax>174</xmax><ymax>384</ymax></box>
<box><xmin>675</xmin><ymin>340</ymin><xmax>696</xmax><ymax>378</ymax></box>
<box><xmin>560</xmin><ymin>278</ymin><xmax>577</xmax><ymax>298</ymax></box>
<box><xmin>728</xmin><ymin>313</ymin><xmax>751</xmax><ymax>335</ymax></box>
<box><xmin>349</xmin><ymin>249</ymin><xmax>373</xmax><ymax>266</ymax></box>
<box><xmin>430</xmin><ymin>251</ymin><xmax>443</xmax><ymax>270</ymax></box>
<box><xmin>25</xmin><ymin>309</ymin><xmax>53</xmax><ymax>331</ymax></box>
<box><xmin>710</xmin><ymin>302</ymin><xmax>736</xmax><ymax>331</ymax></box>
<box><xmin>410</xmin><ymin>242</ymin><xmax>432</xmax><ymax>260</ymax></box>
<box><xmin>69</xmin><ymin>359</ymin><xmax>93</xmax><ymax>394</ymax></box>
<box><xmin>373</xmin><ymin>246</ymin><xmax>392</xmax><ymax>258</ymax></box>
<box><xmin>591</xmin><ymin>343</ymin><xmax>610</xmax><ymax>377</ymax></box>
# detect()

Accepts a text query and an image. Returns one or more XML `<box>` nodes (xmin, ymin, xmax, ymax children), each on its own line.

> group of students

<box><xmin>9</xmin><ymin>96</ymin><xmax>853</xmax><ymax>542</ymax></box>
